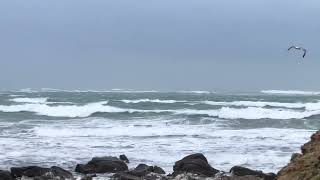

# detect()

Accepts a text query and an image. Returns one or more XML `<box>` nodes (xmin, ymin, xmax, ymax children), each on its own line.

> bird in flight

<box><xmin>288</xmin><ymin>46</ymin><xmax>307</xmax><ymax>58</ymax></box>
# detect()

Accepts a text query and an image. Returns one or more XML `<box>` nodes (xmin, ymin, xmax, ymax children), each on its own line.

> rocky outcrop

<box><xmin>10</xmin><ymin>166</ymin><xmax>73</xmax><ymax>179</ymax></box>
<box><xmin>113</xmin><ymin>163</ymin><xmax>166</xmax><ymax>180</ymax></box>
<box><xmin>75</xmin><ymin>156</ymin><xmax>128</xmax><ymax>174</ymax></box>
<box><xmin>229</xmin><ymin>166</ymin><xmax>276</xmax><ymax>180</ymax></box>
<box><xmin>119</xmin><ymin>155</ymin><xmax>130</xmax><ymax>163</ymax></box>
<box><xmin>277</xmin><ymin>130</ymin><xmax>320</xmax><ymax>180</ymax></box>
<box><xmin>172</xmin><ymin>153</ymin><xmax>219</xmax><ymax>177</ymax></box>
<box><xmin>0</xmin><ymin>170</ymin><xmax>13</xmax><ymax>180</ymax></box>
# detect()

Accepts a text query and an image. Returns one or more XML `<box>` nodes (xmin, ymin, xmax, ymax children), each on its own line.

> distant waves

<box><xmin>2</xmin><ymin>97</ymin><xmax>320</xmax><ymax>119</ymax></box>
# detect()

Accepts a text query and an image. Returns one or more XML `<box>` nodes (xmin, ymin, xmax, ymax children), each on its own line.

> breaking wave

<box><xmin>261</xmin><ymin>90</ymin><xmax>320</xmax><ymax>95</ymax></box>
<box><xmin>120</xmin><ymin>99</ymin><xmax>184</xmax><ymax>104</ymax></box>
<box><xmin>1</xmin><ymin>101</ymin><xmax>320</xmax><ymax>119</ymax></box>
<box><xmin>178</xmin><ymin>91</ymin><xmax>211</xmax><ymax>94</ymax></box>
<box><xmin>203</xmin><ymin>101</ymin><xmax>306</xmax><ymax>109</ymax></box>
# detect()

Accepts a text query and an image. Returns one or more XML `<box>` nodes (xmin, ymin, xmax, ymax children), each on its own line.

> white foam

<box><xmin>0</xmin><ymin>101</ymin><xmax>129</xmax><ymax>118</ymax></box>
<box><xmin>10</xmin><ymin>97</ymin><xmax>48</xmax><ymax>104</ymax></box>
<box><xmin>203</xmin><ymin>100</ymin><xmax>306</xmax><ymax>109</ymax></box>
<box><xmin>179</xmin><ymin>91</ymin><xmax>211</xmax><ymax>94</ymax></box>
<box><xmin>261</xmin><ymin>90</ymin><xmax>320</xmax><ymax>95</ymax></box>
<box><xmin>2</xmin><ymin>99</ymin><xmax>320</xmax><ymax>119</ymax></box>
<box><xmin>28</xmin><ymin>122</ymin><xmax>314</xmax><ymax>172</ymax></box>
<box><xmin>121</xmin><ymin>99</ymin><xmax>183</xmax><ymax>104</ymax></box>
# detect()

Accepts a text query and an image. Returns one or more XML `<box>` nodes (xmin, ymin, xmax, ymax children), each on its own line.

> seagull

<box><xmin>288</xmin><ymin>46</ymin><xmax>307</xmax><ymax>58</ymax></box>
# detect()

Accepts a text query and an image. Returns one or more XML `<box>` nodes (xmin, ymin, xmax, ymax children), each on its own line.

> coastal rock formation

<box><xmin>229</xmin><ymin>166</ymin><xmax>276</xmax><ymax>180</ymax></box>
<box><xmin>113</xmin><ymin>163</ymin><xmax>166</xmax><ymax>179</ymax></box>
<box><xmin>119</xmin><ymin>155</ymin><xmax>130</xmax><ymax>164</ymax></box>
<box><xmin>277</xmin><ymin>130</ymin><xmax>320</xmax><ymax>180</ymax></box>
<box><xmin>172</xmin><ymin>153</ymin><xmax>219</xmax><ymax>177</ymax></box>
<box><xmin>0</xmin><ymin>170</ymin><xmax>13</xmax><ymax>180</ymax></box>
<box><xmin>10</xmin><ymin>166</ymin><xmax>73</xmax><ymax>179</ymax></box>
<box><xmin>75</xmin><ymin>156</ymin><xmax>128</xmax><ymax>174</ymax></box>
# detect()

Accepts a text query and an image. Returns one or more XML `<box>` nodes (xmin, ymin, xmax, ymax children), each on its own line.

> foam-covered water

<box><xmin>0</xmin><ymin>90</ymin><xmax>319</xmax><ymax>174</ymax></box>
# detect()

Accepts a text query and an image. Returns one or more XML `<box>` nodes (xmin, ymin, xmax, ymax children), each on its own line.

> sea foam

<box><xmin>121</xmin><ymin>99</ymin><xmax>183</xmax><ymax>104</ymax></box>
<box><xmin>261</xmin><ymin>90</ymin><xmax>320</xmax><ymax>95</ymax></box>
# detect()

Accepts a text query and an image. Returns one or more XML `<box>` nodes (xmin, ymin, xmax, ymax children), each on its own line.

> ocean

<box><xmin>0</xmin><ymin>89</ymin><xmax>319</xmax><ymax>174</ymax></box>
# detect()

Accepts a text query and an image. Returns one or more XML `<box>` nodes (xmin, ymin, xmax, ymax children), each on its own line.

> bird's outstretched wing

<box><xmin>302</xmin><ymin>49</ymin><xmax>307</xmax><ymax>58</ymax></box>
<box><xmin>288</xmin><ymin>46</ymin><xmax>295</xmax><ymax>51</ymax></box>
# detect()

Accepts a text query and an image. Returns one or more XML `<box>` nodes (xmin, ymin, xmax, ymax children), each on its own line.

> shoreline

<box><xmin>3</xmin><ymin>130</ymin><xmax>320</xmax><ymax>180</ymax></box>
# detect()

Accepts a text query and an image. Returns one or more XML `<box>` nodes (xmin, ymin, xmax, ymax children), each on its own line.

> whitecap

<box><xmin>261</xmin><ymin>90</ymin><xmax>320</xmax><ymax>95</ymax></box>
<box><xmin>203</xmin><ymin>100</ymin><xmax>306</xmax><ymax>109</ymax></box>
<box><xmin>120</xmin><ymin>99</ymin><xmax>183</xmax><ymax>104</ymax></box>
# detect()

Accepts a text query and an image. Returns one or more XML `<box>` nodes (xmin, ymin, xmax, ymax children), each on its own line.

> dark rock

<box><xmin>11</xmin><ymin>166</ymin><xmax>74</xmax><ymax>179</ymax></box>
<box><xmin>130</xmin><ymin>164</ymin><xmax>153</xmax><ymax>176</ymax></box>
<box><xmin>153</xmin><ymin>166</ymin><xmax>166</xmax><ymax>174</ymax></box>
<box><xmin>230</xmin><ymin>166</ymin><xmax>276</xmax><ymax>180</ymax></box>
<box><xmin>113</xmin><ymin>164</ymin><xmax>166</xmax><ymax>180</ymax></box>
<box><xmin>0</xmin><ymin>170</ymin><xmax>13</xmax><ymax>180</ymax></box>
<box><xmin>80</xmin><ymin>174</ymin><xmax>97</xmax><ymax>180</ymax></box>
<box><xmin>51</xmin><ymin>166</ymin><xmax>74</xmax><ymax>179</ymax></box>
<box><xmin>112</xmin><ymin>172</ymin><xmax>141</xmax><ymax>180</ymax></box>
<box><xmin>75</xmin><ymin>156</ymin><xmax>128</xmax><ymax>174</ymax></box>
<box><xmin>173</xmin><ymin>153</ymin><xmax>219</xmax><ymax>177</ymax></box>
<box><xmin>11</xmin><ymin>166</ymin><xmax>51</xmax><ymax>177</ymax></box>
<box><xmin>119</xmin><ymin>154</ymin><xmax>130</xmax><ymax>163</ymax></box>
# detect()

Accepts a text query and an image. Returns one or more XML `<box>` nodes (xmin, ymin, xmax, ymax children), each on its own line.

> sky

<box><xmin>0</xmin><ymin>0</ymin><xmax>319</xmax><ymax>91</ymax></box>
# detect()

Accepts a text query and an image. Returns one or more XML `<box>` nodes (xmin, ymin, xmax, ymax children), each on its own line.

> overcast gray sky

<box><xmin>0</xmin><ymin>0</ymin><xmax>319</xmax><ymax>91</ymax></box>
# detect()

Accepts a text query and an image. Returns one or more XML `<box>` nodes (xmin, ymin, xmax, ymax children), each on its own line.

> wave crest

<box><xmin>261</xmin><ymin>90</ymin><xmax>320</xmax><ymax>95</ymax></box>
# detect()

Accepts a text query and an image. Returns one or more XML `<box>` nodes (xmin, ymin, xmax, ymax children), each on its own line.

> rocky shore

<box><xmin>1</xmin><ymin>130</ymin><xmax>320</xmax><ymax>180</ymax></box>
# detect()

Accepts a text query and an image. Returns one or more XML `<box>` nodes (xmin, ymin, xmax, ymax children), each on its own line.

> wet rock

<box><xmin>120</xmin><ymin>154</ymin><xmax>130</xmax><ymax>163</ymax></box>
<box><xmin>113</xmin><ymin>164</ymin><xmax>166</xmax><ymax>180</ymax></box>
<box><xmin>0</xmin><ymin>170</ymin><xmax>13</xmax><ymax>180</ymax></box>
<box><xmin>11</xmin><ymin>166</ymin><xmax>74</xmax><ymax>179</ymax></box>
<box><xmin>230</xmin><ymin>166</ymin><xmax>275</xmax><ymax>180</ymax></box>
<box><xmin>11</xmin><ymin>166</ymin><xmax>51</xmax><ymax>178</ymax></box>
<box><xmin>50</xmin><ymin>166</ymin><xmax>74</xmax><ymax>179</ymax></box>
<box><xmin>80</xmin><ymin>174</ymin><xmax>97</xmax><ymax>180</ymax></box>
<box><xmin>153</xmin><ymin>166</ymin><xmax>166</xmax><ymax>175</ymax></box>
<box><xmin>173</xmin><ymin>153</ymin><xmax>219</xmax><ymax>177</ymax></box>
<box><xmin>75</xmin><ymin>156</ymin><xmax>128</xmax><ymax>174</ymax></box>
<box><xmin>277</xmin><ymin>130</ymin><xmax>320</xmax><ymax>180</ymax></box>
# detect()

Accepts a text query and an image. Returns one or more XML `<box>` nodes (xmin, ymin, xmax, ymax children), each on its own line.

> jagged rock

<box><xmin>173</xmin><ymin>153</ymin><xmax>219</xmax><ymax>177</ymax></box>
<box><xmin>120</xmin><ymin>154</ymin><xmax>130</xmax><ymax>163</ymax></box>
<box><xmin>113</xmin><ymin>164</ymin><xmax>166</xmax><ymax>179</ymax></box>
<box><xmin>0</xmin><ymin>170</ymin><xmax>13</xmax><ymax>180</ymax></box>
<box><xmin>80</xmin><ymin>174</ymin><xmax>97</xmax><ymax>180</ymax></box>
<box><xmin>75</xmin><ymin>156</ymin><xmax>128</xmax><ymax>174</ymax></box>
<box><xmin>11</xmin><ymin>166</ymin><xmax>73</xmax><ymax>179</ymax></box>
<box><xmin>277</xmin><ymin>130</ymin><xmax>320</xmax><ymax>180</ymax></box>
<box><xmin>153</xmin><ymin>166</ymin><xmax>166</xmax><ymax>174</ymax></box>
<box><xmin>230</xmin><ymin>166</ymin><xmax>275</xmax><ymax>180</ymax></box>
<box><xmin>50</xmin><ymin>166</ymin><xmax>74</xmax><ymax>179</ymax></box>
<box><xmin>11</xmin><ymin>166</ymin><xmax>51</xmax><ymax>178</ymax></box>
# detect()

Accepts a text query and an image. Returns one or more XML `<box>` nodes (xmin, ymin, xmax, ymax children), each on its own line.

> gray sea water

<box><xmin>0</xmin><ymin>89</ymin><xmax>319</xmax><ymax>174</ymax></box>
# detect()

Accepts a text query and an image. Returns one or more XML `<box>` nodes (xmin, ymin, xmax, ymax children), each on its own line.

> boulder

<box><xmin>119</xmin><ymin>154</ymin><xmax>130</xmax><ymax>163</ymax></box>
<box><xmin>113</xmin><ymin>164</ymin><xmax>166</xmax><ymax>180</ymax></box>
<box><xmin>11</xmin><ymin>166</ymin><xmax>51</xmax><ymax>178</ymax></box>
<box><xmin>230</xmin><ymin>166</ymin><xmax>276</xmax><ymax>180</ymax></box>
<box><xmin>173</xmin><ymin>153</ymin><xmax>219</xmax><ymax>177</ymax></box>
<box><xmin>50</xmin><ymin>166</ymin><xmax>74</xmax><ymax>179</ymax></box>
<box><xmin>0</xmin><ymin>170</ymin><xmax>13</xmax><ymax>180</ymax></box>
<box><xmin>75</xmin><ymin>156</ymin><xmax>128</xmax><ymax>174</ymax></box>
<box><xmin>11</xmin><ymin>166</ymin><xmax>73</xmax><ymax>179</ymax></box>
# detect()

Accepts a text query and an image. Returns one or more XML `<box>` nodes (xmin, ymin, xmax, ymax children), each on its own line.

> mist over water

<box><xmin>0</xmin><ymin>90</ymin><xmax>318</xmax><ymax>173</ymax></box>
